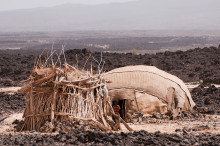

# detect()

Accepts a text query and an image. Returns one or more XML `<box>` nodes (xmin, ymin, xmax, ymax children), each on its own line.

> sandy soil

<box><xmin>0</xmin><ymin>87</ymin><xmax>21</xmax><ymax>94</ymax></box>
<box><xmin>124</xmin><ymin>115</ymin><xmax>220</xmax><ymax>134</ymax></box>
<box><xmin>186</xmin><ymin>82</ymin><xmax>220</xmax><ymax>90</ymax></box>
<box><xmin>0</xmin><ymin>113</ymin><xmax>23</xmax><ymax>133</ymax></box>
<box><xmin>0</xmin><ymin>112</ymin><xmax>219</xmax><ymax>134</ymax></box>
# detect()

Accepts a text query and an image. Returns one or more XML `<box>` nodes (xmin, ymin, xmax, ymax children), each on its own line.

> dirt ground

<box><xmin>0</xmin><ymin>47</ymin><xmax>220</xmax><ymax>145</ymax></box>
<box><xmin>0</xmin><ymin>83</ymin><xmax>219</xmax><ymax>145</ymax></box>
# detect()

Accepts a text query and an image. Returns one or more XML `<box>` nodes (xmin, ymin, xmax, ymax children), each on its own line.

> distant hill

<box><xmin>0</xmin><ymin>0</ymin><xmax>220</xmax><ymax>31</ymax></box>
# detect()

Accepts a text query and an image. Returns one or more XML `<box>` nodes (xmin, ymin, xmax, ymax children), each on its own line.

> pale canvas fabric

<box><xmin>103</xmin><ymin>65</ymin><xmax>195</xmax><ymax>116</ymax></box>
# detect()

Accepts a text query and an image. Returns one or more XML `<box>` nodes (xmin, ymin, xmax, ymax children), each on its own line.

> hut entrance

<box><xmin>112</xmin><ymin>100</ymin><xmax>126</xmax><ymax>119</ymax></box>
<box><xmin>119</xmin><ymin>100</ymin><xmax>126</xmax><ymax>119</ymax></box>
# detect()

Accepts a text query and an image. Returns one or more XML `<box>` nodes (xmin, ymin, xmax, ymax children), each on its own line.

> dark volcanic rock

<box><xmin>192</xmin><ymin>84</ymin><xmax>220</xmax><ymax>114</ymax></box>
<box><xmin>64</xmin><ymin>47</ymin><xmax>220</xmax><ymax>84</ymax></box>
<box><xmin>0</xmin><ymin>48</ymin><xmax>219</xmax><ymax>145</ymax></box>
<box><xmin>0</xmin><ymin>78</ymin><xmax>15</xmax><ymax>87</ymax></box>
<box><xmin>0</xmin><ymin>92</ymin><xmax>26</xmax><ymax>121</ymax></box>
<box><xmin>0</xmin><ymin>130</ymin><xmax>219</xmax><ymax>145</ymax></box>
<box><xmin>0</xmin><ymin>52</ymin><xmax>34</xmax><ymax>87</ymax></box>
<box><xmin>0</xmin><ymin>46</ymin><xmax>220</xmax><ymax>86</ymax></box>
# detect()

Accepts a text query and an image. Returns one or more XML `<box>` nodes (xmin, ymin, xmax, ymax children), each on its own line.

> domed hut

<box><xmin>103</xmin><ymin>65</ymin><xmax>195</xmax><ymax>120</ymax></box>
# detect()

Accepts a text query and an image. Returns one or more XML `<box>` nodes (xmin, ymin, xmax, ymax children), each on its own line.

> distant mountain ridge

<box><xmin>0</xmin><ymin>0</ymin><xmax>220</xmax><ymax>32</ymax></box>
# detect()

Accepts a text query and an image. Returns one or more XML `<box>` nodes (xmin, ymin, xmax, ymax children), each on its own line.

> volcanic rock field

<box><xmin>0</xmin><ymin>46</ymin><xmax>220</xmax><ymax>145</ymax></box>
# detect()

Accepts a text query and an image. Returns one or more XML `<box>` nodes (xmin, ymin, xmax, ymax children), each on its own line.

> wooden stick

<box><xmin>83</xmin><ymin>54</ymin><xmax>91</xmax><ymax>70</ymax></box>
<box><xmin>51</xmin><ymin>84</ymin><xmax>57</xmax><ymax>123</ymax></box>
<box><xmin>29</xmin><ymin>85</ymin><xmax>35</xmax><ymax>130</ymax></box>
<box><xmin>107</xmin><ymin>101</ymin><xmax>133</xmax><ymax>131</ymax></box>
<box><xmin>134</xmin><ymin>90</ymin><xmax>140</xmax><ymax>112</ymax></box>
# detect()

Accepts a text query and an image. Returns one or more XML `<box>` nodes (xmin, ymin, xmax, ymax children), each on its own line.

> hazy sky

<box><xmin>0</xmin><ymin>0</ymin><xmax>136</xmax><ymax>11</ymax></box>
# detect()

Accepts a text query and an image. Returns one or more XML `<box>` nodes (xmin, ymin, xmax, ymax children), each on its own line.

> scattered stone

<box><xmin>175</xmin><ymin>129</ymin><xmax>182</xmax><ymax>132</ymax></box>
<box><xmin>0</xmin><ymin>92</ymin><xmax>26</xmax><ymax>119</ymax></box>
<box><xmin>152</xmin><ymin>113</ymin><xmax>161</xmax><ymax>119</ymax></box>
<box><xmin>183</xmin><ymin>126</ymin><xmax>192</xmax><ymax>132</ymax></box>
<box><xmin>192</xmin><ymin>84</ymin><xmax>220</xmax><ymax>115</ymax></box>
<box><xmin>2</xmin><ymin>130</ymin><xmax>217</xmax><ymax>146</ymax></box>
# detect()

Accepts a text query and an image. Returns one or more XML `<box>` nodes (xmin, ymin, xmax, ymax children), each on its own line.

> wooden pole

<box><xmin>30</xmin><ymin>84</ymin><xmax>35</xmax><ymax>130</ymax></box>
<box><xmin>51</xmin><ymin>84</ymin><xmax>57</xmax><ymax>123</ymax></box>
<box><xmin>134</xmin><ymin>90</ymin><xmax>140</xmax><ymax>112</ymax></box>
<box><xmin>107</xmin><ymin>101</ymin><xmax>133</xmax><ymax>131</ymax></box>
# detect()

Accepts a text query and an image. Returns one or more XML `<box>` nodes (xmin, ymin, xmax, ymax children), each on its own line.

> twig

<box><xmin>107</xmin><ymin>101</ymin><xmax>133</xmax><ymax>131</ymax></box>
<box><xmin>76</xmin><ymin>54</ymin><xmax>78</xmax><ymax>70</ymax></box>
<box><xmin>62</xmin><ymin>45</ymin><xmax>67</xmax><ymax>63</ymax></box>
<box><xmin>55</xmin><ymin>52</ymin><xmax>62</xmax><ymax>68</ymax></box>
<box><xmin>51</xmin><ymin>42</ymin><xmax>55</xmax><ymax>65</ymax></box>
<box><xmin>83</xmin><ymin>54</ymin><xmax>91</xmax><ymax>70</ymax></box>
<box><xmin>44</xmin><ymin>50</ymin><xmax>56</xmax><ymax>66</ymax></box>
<box><xmin>92</xmin><ymin>52</ymin><xmax>103</xmax><ymax>74</ymax></box>
<box><xmin>36</xmin><ymin>48</ymin><xmax>47</xmax><ymax>68</ymax></box>
<box><xmin>100</xmin><ymin>60</ymin><xmax>105</xmax><ymax>74</ymax></box>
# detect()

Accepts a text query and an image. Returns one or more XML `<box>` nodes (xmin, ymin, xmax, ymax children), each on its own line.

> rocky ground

<box><xmin>0</xmin><ymin>46</ymin><xmax>220</xmax><ymax>87</ymax></box>
<box><xmin>0</xmin><ymin>47</ymin><xmax>220</xmax><ymax>145</ymax></box>
<box><xmin>0</xmin><ymin>92</ymin><xmax>25</xmax><ymax>122</ymax></box>
<box><xmin>192</xmin><ymin>84</ymin><xmax>220</xmax><ymax>115</ymax></box>
<box><xmin>0</xmin><ymin>129</ymin><xmax>219</xmax><ymax>145</ymax></box>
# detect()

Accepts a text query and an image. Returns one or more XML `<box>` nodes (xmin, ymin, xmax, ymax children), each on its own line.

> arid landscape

<box><xmin>1</xmin><ymin>0</ymin><xmax>220</xmax><ymax>145</ymax></box>
<box><xmin>0</xmin><ymin>37</ymin><xmax>219</xmax><ymax>145</ymax></box>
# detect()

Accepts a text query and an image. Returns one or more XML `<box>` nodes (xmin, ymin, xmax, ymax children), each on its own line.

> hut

<box><xmin>103</xmin><ymin>65</ymin><xmax>196</xmax><ymax>120</ymax></box>
<box><xmin>19</xmin><ymin>60</ymin><xmax>132</xmax><ymax>132</ymax></box>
